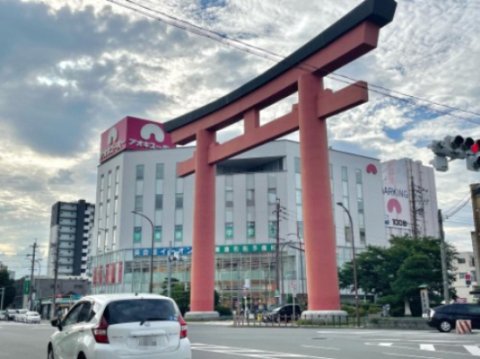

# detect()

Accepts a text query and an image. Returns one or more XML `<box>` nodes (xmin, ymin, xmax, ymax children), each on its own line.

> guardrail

<box><xmin>233</xmin><ymin>313</ymin><xmax>366</xmax><ymax>328</ymax></box>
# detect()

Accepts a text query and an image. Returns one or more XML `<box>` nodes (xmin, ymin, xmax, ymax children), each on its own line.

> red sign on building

<box><xmin>100</xmin><ymin>116</ymin><xmax>175</xmax><ymax>163</ymax></box>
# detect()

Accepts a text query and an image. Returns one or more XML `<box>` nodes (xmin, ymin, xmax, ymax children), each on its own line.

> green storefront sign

<box><xmin>215</xmin><ymin>243</ymin><xmax>275</xmax><ymax>254</ymax></box>
<box><xmin>23</xmin><ymin>279</ymin><xmax>30</xmax><ymax>295</ymax></box>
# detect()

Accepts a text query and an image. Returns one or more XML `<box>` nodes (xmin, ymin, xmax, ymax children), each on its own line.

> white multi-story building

<box><xmin>89</xmin><ymin>117</ymin><xmax>388</xmax><ymax>306</ymax></box>
<box><xmin>47</xmin><ymin>200</ymin><xmax>95</xmax><ymax>277</ymax></box>
<box><xmin>452</xmin><ymin>252</ymin><xmax>477</xmax><ymax>303</ymax></box>
<box><xmin>382</xmin><ymin>158</ymin><xmax>440</xmax><ymax>239</ymax></box>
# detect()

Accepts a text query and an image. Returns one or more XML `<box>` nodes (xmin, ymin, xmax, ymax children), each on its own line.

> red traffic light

<box><xmin>471</xmin><ymin>140</ymin><xmax>480</xmax><ymax>154</ymax></box>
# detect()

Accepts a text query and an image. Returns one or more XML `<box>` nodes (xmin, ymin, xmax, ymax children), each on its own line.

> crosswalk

<box><xmin>191</xmin><ymin>343</ymin><xmax>335</xmax><ymax>359</ymax></box>
<box><xmin>366</xmin><ymin>342</ymin><xmax>480</xmax><ymax>356</ymax></box>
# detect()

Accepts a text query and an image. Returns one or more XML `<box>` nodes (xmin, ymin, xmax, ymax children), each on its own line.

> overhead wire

<box><xmin>107</xmin><ymin>0</ymin><xmax>480</xmax><ymax>125</ymax></box>
<box><xmin>443</xmin><ymin>192</ymin><xmax>471</xmax><ymax>219</ymax></box>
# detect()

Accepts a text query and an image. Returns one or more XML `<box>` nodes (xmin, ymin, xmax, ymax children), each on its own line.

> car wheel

<box><xmin>438</xmin><ymin>320</ymin><xmax>452</xmax><ymax>332</ymax></box>
<box><xmin>77</xmin><ymin>352</ymin><xmax>86</xmax><ymax>359</ymax></box>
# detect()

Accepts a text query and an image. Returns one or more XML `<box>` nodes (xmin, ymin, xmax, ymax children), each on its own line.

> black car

<box><xmin>426</xmin><ymin>303</ymin><xmax>480</xmax><ymax>332</ymax></box>
<box><xmin>263</xmin><ymin>304</ymin><xmax>302</xmax><ymax>322</ymax></box>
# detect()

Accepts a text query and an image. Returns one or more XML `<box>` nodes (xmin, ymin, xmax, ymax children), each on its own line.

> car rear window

<box><xmin>103</xmin><ymin>299</ymin><xmax>177</xmax><ymax>325</ymax></box>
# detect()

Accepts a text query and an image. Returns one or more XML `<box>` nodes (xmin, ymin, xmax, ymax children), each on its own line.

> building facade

<box><xmin>89</xmin><ymin>117</ymin><xmax>388</xmax><ymax>307</ymax></box>
<box><xmin>47</xmin><ymin>200</ymin><xmax>95</xmax><ymax>277</ymax></box>
<box><xmin>452</xmin><ymin>252</ymin><xmax>477</xmax><ymax>303</ymax></box>
<box><xmin>382</xmin><ymin>158</ymin><xmax>440</xmax><ymax>239</ymax></box>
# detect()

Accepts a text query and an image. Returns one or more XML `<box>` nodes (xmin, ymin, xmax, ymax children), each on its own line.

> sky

<box><xmin>0</xmin><ymin>0</ymin><xmax>479</xmax><ymax>278</ymax></box>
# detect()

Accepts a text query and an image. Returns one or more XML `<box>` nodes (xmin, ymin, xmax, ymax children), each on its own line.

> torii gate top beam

<box><xmin>164</xmin><ymin>0</ymin><xmax>396</xmax><ymax>143</ymax></box>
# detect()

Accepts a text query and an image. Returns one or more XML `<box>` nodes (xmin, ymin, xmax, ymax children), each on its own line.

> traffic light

<box><xmin>429</xmin><ymin>135</ymin><xmax>480</xmax><ymax>172</ymax></box>
<box><xmin>466</xmin><ymin>140</ymin><xmax>480</xmax><ymax>171</ymax></box>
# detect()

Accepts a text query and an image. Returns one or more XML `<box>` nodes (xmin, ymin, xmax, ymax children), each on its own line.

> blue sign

<box><xmin>133</xmin><ymin>243</ymin><xmax>274</xmax><ymax>257</ymax></box>
<box><xmin>134</xmin><ymin>246</ymin><xmax>192</xmax><ymax>257</ymax></box>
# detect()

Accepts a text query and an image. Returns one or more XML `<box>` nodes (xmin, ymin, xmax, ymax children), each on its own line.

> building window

<box><xmin>175</xmin><ymin>193</ymin><xmax>183</xmax><ymax>209</ymax></box>
<box><xmin>155</xmin><ymin>194</ymin><xmax>163</xmax><ymax>210</ymax></box>
<box><xmin>133</xmin><ymin>226</ymin><xmax>142</xmax><ymax>243</ymax></box>
<box><xmin>225</xmin><ymin>222</ymin><xmax>234</xmax><ymax>239</ymax></box>
<box><xmin>112</xmin><ymin>227</ymin><xmax>117</xmax><ymax>250</ymax></box>
<box><xmin>268</xmin><ymin>221</ymin><xmax>277</xmax><ymax>239</ymax></box>
<box><xmin>247</xmin><ymin>221</ymin><xmax>255</xmax><ymax>238</ymax></box>
<box><xmin>174</xmin><ymin>225</ymin><xmax>183</xmax><ymax>242</ymax></box>
<box><xmin>136</xmin><ymin>164</ymin><xmax>144</xmax><ymax>180</ymax></box>
<box><xmin>355</xmin><ymin>169</ymin><xmax>366</xmax><ymax>245</ymax></box>
<box><xmin>154</xmin><ymin>225</ymin><xmax>162</xmax><ymax>242</ymax></box>
<box><xmin>134</xmin><ymin>195</ymin><xmax>143</xmax><ymax>211</ymax></box>
<box><xmin>246</xmin><ymin>189</ymin><xmax>255</xmax><ymax>206</ymax></box>
<box><xmin>457</xmin><ymin>258</ymin><xmax>466</xmax><ymax>264</ymax></box>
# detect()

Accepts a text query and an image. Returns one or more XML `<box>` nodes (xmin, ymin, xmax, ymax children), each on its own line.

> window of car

<box><xmin>103</xmin><ymin>299</ymin><xmax>177</xmax><ymax>325</ymax></box>
<box><xmin>465</xmin><ymin>305</ymin><xmax>480</xmax><ymax>315</ymax></box>
<box><xmin>62</xmin><ymin>302</ymin><xmax>93</xmax><ymax>327</ymax></box>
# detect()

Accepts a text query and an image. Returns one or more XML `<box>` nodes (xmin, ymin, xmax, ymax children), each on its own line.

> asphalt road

<box><xmin>0</xmin><ymin>320</ymin><xmax>479</xmax><ymax>359</ymax></box>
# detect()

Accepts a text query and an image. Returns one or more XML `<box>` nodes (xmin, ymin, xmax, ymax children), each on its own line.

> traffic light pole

<box><xmin>438</xmin><ymin>210</ymin><xmax>450</xmax><ymax>303</ymax></box>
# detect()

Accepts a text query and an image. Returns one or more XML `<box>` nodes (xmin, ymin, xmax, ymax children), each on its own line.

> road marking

<box><xmin>379</xmin><ymin>343</ymin><xmax>394</xmax><ymax>347</ymax></box>
<box><xmin>191</xmin><ymin>343</ymin><xmax>337</xmax><ymax>358</ymax></box>
<box><xmin>302</xmin><ymin>345</ymin><xmax>340</xmax><ymax>351</ymax></box>
<box><xmin>420</xmin><ymin>344</ymin><xmax>435</xmax><ymax>351</ymax></box>
<box><xmin>382</xmin><ymin>352</ymin><xmax>441</xmax><ymax>359</ymax></box>
<box><xmin>465</xmin><ymin>346</ymin><xmax>480</xmax><ymax>356</ymax></box>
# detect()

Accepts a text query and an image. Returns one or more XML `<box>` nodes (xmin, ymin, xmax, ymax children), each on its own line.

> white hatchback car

<box><xmin>24</xmin><ymin>311</ymin><xmax>41</xmax><ymax>324</ymax></box>
<box><xmin>47</xmin><ymin>293</ymin><xmax>191</xmax><ymax>359</ymax></box>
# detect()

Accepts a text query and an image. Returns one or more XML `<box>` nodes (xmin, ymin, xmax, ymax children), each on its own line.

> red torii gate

<box><xmin>164</xmin><ymin>0</ymin><xmax>396</xmax><ymax>318</ymax></box>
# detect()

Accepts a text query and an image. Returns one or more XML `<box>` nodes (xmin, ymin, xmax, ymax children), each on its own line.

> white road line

<box><xmin>191</xmin><ymin>343</ymin><xmax>337</xmax><ymax>359</ymax></box>
<box><xmin>302</xmin><ymin>345</ymin><xmax>340</xmax><ymax>351</ymax></box>
<box><xmin>465</xmin><ymin>346</ymin><xmax>480</xmax><ymax>357</ymax></box>
<box><xmin>379</xmin><ymin>343</ymin><xmax>394</xmax><ymax>347</ymax></box>
<box><xmin>420</xmin><ymin>344</ymin><xmax>436</xmax><ymax>351</ymax></box>
<box><xmin>382</xmin><ymin>352</ymin><xmax>441</xmax><ymax>359</ymax></box>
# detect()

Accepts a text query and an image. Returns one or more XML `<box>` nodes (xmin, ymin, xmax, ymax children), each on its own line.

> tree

<box><xmin>0</xmin><ymin>269</ymin><xmax>15</xmax><ymax>309</ymax></box>
<box><xmin>338</xmin><ymin>235</ymin><xmax>457</xmax><ymax>316</ymax></box>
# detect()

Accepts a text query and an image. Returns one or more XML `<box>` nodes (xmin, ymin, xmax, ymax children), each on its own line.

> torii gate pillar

<box><xmin>298</xmin><ymin>74</ymin><xmax>342</xmax><ymax>315</ymax></box>
<box><xmin>186</xmin><ymin>129</ymin><xmax>219</xmax><ymax>319</ymax></box>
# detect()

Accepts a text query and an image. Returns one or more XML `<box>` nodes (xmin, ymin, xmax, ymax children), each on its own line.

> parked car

<box><xmin>6</xmin><ymin>309</ymin><xmax>17</xmax><ymax>321</ymax></box>
<box><xmin>263</xmin><ymin>304</ymin><xmax>302</xmax><ymax>322</ymax></box>
<box><xmin>24</xmin><ymin>311</ymin><xmax>41</xmax><ymax>324</ymax></box>
<box><xmin>0</xmin><ymin>310</ymin><xmax>6</xmax><ymax>320</ymax></box>
<box><xmin>14</xmin><ymin>309</ymin><xmax>28</xmax><ymax>322</ymax></box>
<box><xmin>47</xmin><ymin>293</ymin><xmax>191</xmax><ymax>359</ymax></box>
<box><xmin>426</xmin><ymin>303</ymin><xmax>480</xmax><ymax>332</ymax></box>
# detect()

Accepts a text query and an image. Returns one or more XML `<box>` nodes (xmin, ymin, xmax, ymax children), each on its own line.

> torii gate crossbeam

<box><xmin>164</xmin><ymin>0</ymin><xmax>396</xmax><ymax>319</ymax></box>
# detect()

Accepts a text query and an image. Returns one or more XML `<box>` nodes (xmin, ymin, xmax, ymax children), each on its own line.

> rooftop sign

<box><xmin>100</xmin><ymin>116</ymin><xmax>175</xmax><ymax>163</ymax></box>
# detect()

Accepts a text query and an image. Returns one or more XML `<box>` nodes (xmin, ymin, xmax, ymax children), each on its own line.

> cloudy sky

<box><xmin>0</xmin><ymin>0</ymin><xmax>479</xmax><ymax>278</ymax></box>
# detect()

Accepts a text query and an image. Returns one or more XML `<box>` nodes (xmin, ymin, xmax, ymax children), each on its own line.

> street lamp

<box><xmin>132</xmin><ymin>210</ymin><xmax>155</xmax><ymax>294</ymax></box>
<box><xmin>336</xmin><ymin>202</ymin><xmax>360</xmax><ymax>327</ymax></box>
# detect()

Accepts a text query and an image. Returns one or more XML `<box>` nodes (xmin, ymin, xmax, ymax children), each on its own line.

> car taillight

<box><xmin>92</xmin><ymin>317</ymin><xmax>109</xmax><ymax>344</ymax></box>
<box><xmin>178</xmin><ymin>315</ymin><xmax>187</xmax><ymax>339</ymax></box>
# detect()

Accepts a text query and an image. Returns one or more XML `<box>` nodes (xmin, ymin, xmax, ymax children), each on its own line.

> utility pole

<box><xmin>438</xmin><ymin>210</ymin><xmax>450</xmax><ymax>303</ymax></box>
<box><xmin>275</xmin><ymin>198</ymin><xmax>281</xmax><ymax>305</ymax></box>
<box><xmin>28</xmin><ymin>239</ymin><xmax>37</xmax><ymax>310</ymax></box>
<box><xmin>410</xmin><ymin>175</ymin><xmax>419</xmax><ymax>239</ymax></box>
<box><xmin>0</xmin><ymin>287</ymin><xmax>5</xmax><ymax>310</ymax></box>
<box><xmin>52</xmin><ymin>238</ymin><xmax>60</xmax><ymax>319</ymax></box>
<box><xmin>167</xmin><ymin>241</ymin><xmax>173</xmax><ymax>297</ymax></box>
<box><xmin>470</xmin><ymin>184</ymin><xmax>480</xmax><ymax>296</ymax></box>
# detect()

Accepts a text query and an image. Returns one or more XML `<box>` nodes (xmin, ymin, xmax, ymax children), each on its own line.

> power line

<box><xmin>443</xmin><ymin>192</ymin><xmax>472</xmax><ymax>219</ymax></box>
<box><xmin>107</xmin><ymin>0</ymin><xmax>480</xmax><ymax>125</ymax></box>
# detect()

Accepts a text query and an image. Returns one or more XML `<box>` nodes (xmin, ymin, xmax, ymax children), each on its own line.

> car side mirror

<box><xmin>51</xmin><ymin>318</ymin><xmax>63</xmax><ymax>331</ymax></box>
